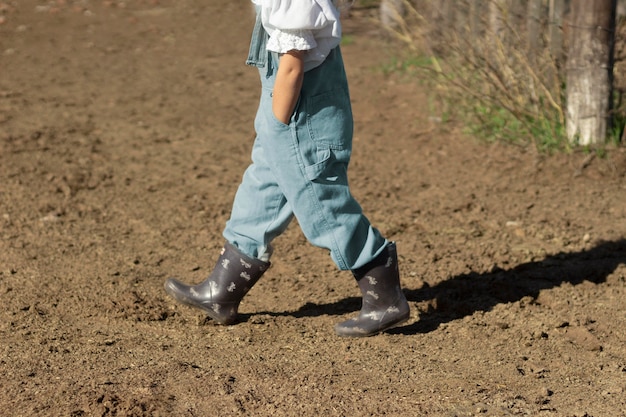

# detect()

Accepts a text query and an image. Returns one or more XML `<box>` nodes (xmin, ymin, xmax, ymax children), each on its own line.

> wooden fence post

<box><xmin>566</xmin><ymin>0</ymin><xmax>617</xmax><ymax>145</ymax></box>
<box><xmin>549</xmin><ymin>0</ymin><xmax>566</xmax><ymax>65</ymax></box>
<box><xmin>489</xmin><ymin>0</ymin><xmax>508</xmax><ymax>40</ymax></box>
<box><xmin>469</xmin><ymin>1</ymin><xmax>483</xmax><ymax>41</ymax></box>
<box><xmin>380</xmin><ymin>0</ymin><xmax>405</xmax><ymax>31</ymax></box>
<box><xmin>528</xmin><ymin>0</ymin><xmax>544</xmax><ymax>58</ymax></box>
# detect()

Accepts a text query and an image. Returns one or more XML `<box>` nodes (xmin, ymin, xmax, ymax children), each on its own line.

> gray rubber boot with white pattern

<box><xmin>335</xmin><ymin>242</ymin><xmax>410</xmax><ymax>337</ymax></box>
<box><xmin>164</xmin><ymin>242</ymin><xmax>270</xmax><ymax>325</ymax></box>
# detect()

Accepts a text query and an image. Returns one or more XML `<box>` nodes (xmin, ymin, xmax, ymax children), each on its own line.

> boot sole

<box><xmin>335</xmin><ymin>312</ymin><xmax>410</xmax><ymax>338</ymax></box>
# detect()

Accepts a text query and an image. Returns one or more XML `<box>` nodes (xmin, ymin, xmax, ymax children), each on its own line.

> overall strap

<box><xmin>245</xmin><ymin>11</ymin><xmax>268</xmax><ymax>69</ymax></box>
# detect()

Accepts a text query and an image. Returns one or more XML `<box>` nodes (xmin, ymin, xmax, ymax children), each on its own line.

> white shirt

<box><xmin>251</xmin><ymin>0</ymin><xmax>342</xmax><ymax>71</ymax></box>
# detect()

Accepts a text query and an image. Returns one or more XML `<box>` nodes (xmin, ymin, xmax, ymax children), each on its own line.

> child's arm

<box><xmin>272</xmin><ymin>50</ymin><xmax>305</xmax><ymax>124</ymax></box>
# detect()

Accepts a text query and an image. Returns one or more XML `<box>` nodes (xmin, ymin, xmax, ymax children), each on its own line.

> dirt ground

<box><xmin>1</xmin><ymin>1</ymin><xmax>626</xmax><ymax>416</ymax></box>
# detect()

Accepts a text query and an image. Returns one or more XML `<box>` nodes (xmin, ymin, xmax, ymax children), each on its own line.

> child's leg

<box><xmin>223</xmin><ymin>136</ymin><xmax>295</xmax><ymax>261</ymax></box>
<box><xmin>164</xmin><ymin>138</ymin><xmax>289</xmax><ymax>324</ymax></box>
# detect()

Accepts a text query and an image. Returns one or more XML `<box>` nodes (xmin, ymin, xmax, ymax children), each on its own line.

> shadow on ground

<box><xmin>254</xmin><ymin>239</ymin><xmax>626</xmax><ymax>334</ymax></box>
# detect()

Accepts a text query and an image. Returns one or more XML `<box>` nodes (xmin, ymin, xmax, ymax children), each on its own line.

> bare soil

<box><xmin>1</xmin><ymin>1</ymin><xmax>626</xmax><ymax>416</ymax></box>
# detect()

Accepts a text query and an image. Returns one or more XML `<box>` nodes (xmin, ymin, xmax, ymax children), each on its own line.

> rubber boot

<box><xmin>335</xmin><ymin>242</ymin><xmax>410</xmax><ymax>337</ymax></box>
<box><xmin>164</xmin><ymin>242</ymin><xmax>270</xmax><ymax>324</ymax></box>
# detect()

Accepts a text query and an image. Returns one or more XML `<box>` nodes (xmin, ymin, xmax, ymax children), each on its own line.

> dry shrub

<box><xmin>384</xmin><ymin>0</ymin><xmax>569</xmax><ymax>150</ymax></box>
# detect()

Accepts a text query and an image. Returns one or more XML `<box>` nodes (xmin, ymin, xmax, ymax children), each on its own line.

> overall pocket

<box><xmin>306</xmin><ymin>89</ymin><xmax>353</xmax><ymax>151</ymax></box>
<box><xmin>256</xmin><ymin>87</ymin><xmax>292</xmax><ymax>135</ymax></box>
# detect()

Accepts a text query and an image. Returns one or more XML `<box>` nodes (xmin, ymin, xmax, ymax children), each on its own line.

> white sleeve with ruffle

<box><xmin>266</xmin><ymin>29</ymin><xmax>317</xmax><ymax>54</ymax></box>
<box><xmin>251</xmin><ymin>0</ymin><xmax>342</xmax><ymax>71</ymax></box>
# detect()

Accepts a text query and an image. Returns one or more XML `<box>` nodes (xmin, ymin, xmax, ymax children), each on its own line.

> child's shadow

<box><xmin>257</xmin><ymin>239</ymin><xmax>626</xmax><ymax>335</ymax></box>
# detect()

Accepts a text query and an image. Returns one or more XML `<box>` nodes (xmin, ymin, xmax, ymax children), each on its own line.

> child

<box><xmin>164</xmin><ymin>0</ymin><xmax>410</xmax><ymax>337</ymax></box>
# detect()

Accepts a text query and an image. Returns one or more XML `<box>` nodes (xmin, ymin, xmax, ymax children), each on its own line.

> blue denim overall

<box><xmin>222</xmin><ymin>12</ymin><xmax>387</xmax><ymax>270</ymax></box>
